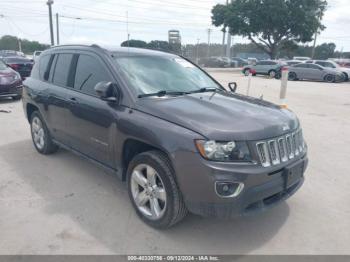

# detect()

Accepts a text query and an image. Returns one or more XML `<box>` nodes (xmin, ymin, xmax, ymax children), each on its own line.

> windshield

<box><xmin>114</xmin><ymin>55</ymin><xmax>220</xmax><ymax>96</ymax></box>
<box><xmin>0</xmin><ymin>60</ymin><xmax>8</xmax><ymax>70</ymax></box>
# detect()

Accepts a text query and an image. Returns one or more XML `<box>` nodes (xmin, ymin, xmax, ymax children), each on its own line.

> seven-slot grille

<box><xmin>256</xmin><ymin>130</ymin><xmax>305</xmax><ymax>167</ymax></box>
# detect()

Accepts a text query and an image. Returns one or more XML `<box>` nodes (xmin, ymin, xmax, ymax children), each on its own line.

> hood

<box><xmin>134</xmin><ymin>92</ymin><xmax>299</xmax><ymax>141</ymax></box>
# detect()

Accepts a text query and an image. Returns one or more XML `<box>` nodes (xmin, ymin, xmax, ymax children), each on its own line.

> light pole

<box><xmin>196</xmin><ymin>38</ymin><xmax>200</xmax><ymax>64</ymax></box>
<box><xmin>47</xmin><ymin>0</ymin><xmax>54</xmax><ymax>46</ymax></box>
<box><xmin>207</xmin><ymin>28</ymin><xmax>212</xmax><ymax>57</ymax></box>
<box><xmin>56</xmin><ymin>13</ymin><xmax>59</xmax><ymax>45</ymax></box>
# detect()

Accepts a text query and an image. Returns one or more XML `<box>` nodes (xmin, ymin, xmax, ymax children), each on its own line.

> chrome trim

<box><xmin>256</xmin><ymin>142</ymin><xmax>271</xmax><ymax>167</ymax></box>
<box><xmin>278</xmin><ymin>137</ymin><xmax>288</xmax><ymax>162</ymax></box>
<box><xmin>268</xmin><ymin>140</ymin><xmax>280</xmax><ymax>165</ymax></box>
<box><xmin>214</xmin><ymin>181</ymin><xmax>245</xmax><ymax>198</ymax></box>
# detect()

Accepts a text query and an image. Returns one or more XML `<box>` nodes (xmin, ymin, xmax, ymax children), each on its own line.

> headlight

<box><xmin>195</xmin><ymin>140</ymin><xmax>252</xmax><ymax>162</ymax></box>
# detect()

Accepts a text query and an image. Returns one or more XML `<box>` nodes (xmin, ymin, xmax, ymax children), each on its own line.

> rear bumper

<box><xmin>173</xmin><ymin>150</ymin><xmax>308</xmax><ymax>219</ymax></box>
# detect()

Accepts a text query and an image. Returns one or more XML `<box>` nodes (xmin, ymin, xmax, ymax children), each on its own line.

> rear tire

<box><xmin>324</xmin><ymin>74</ymin><xmax>335</xmax><ymax>83</ymax></box>
<box><xmin>30</xmin><ymin>111</ymin><xmax>58</xmax><ymax>155</ymax></box>
<box><xmin>127</xmin><ymin>151</ymin><xmax>187</xmax><ymax>229</ymax></box>
<box><xmin>288</xmin><ymin>72</ymin><xmax>297</xmax><ymax>81</ymax></box>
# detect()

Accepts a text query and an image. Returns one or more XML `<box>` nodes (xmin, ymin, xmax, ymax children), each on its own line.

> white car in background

<box><xmin>293</xmin><ymin>56</ymin><xmax>311</xmax><ymax>61</ymax></box>
<box><xmin>305</xmin><ymin>60</ymin><xmax>350</xmax><ymax>81</ymax></box>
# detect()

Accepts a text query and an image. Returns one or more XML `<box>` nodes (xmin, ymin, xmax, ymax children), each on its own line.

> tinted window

<box><xmin>4</xmin><ymin>57</ymin><xmax>32</xmax><ymax>63</ymax></box>
<box><xmin>308</xmin><ymin>64</ymin><xmax>322</xmax><ymax>69</ymax></box>
<box><xmin>39</xmin><ymin>55</ymin><xmax>51</xmax><ymax>80</ymax></box>
<box><xmin>316</xmin><ymin>61</ymin><xmax>336</xmax><ymax>68</ymax></box>
<box><xmin>294</xmin><ymin>64</ymin><xmax>308</xmax><ymax>68</ymax></box>
<box><xmin>74</xmin><ymin>54</ymin><xmax>111</xmax><ymax>95</ymax></box>
<box><xmin>52</xmin><ymin>54</ymin><xmax>73</xmax><ymax>86</ymax></box>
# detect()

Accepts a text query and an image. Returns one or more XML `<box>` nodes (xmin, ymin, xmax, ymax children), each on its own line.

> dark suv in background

<box><xmin>22</xmin><ymin>45</ymin><xmax>308</xmax><ymax>228</ymax></box>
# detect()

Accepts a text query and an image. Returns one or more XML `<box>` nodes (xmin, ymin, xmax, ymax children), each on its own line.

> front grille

<box><xmin>256</xmin><ymin>129</ymin><xmax>305</xmax><ymax>167</ymax></box>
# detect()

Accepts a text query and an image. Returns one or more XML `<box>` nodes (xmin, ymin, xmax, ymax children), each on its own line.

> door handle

<box><xmin>69</xmin><ymin>97</ymin><xmax>78</xmax><ymax>104</ymax></box>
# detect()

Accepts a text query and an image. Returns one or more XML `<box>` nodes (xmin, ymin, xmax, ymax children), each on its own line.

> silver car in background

<box><xmin>288</xmin><ymin>63</ymin><xmax>344</xmax><ymax>83</ymax></box>
<box><xmin>305</xmin><ymin>60</ymin><xmax>350</xmax><ymax>81</ymax></box>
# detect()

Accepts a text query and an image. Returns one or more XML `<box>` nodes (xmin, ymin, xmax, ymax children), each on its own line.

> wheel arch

<box><xmin>26</xmin><ymin>103</ymin><xmax>39</xmax><ymax>123</ymax></box>
<box><xmin>121</xmin><ymin>138</ymin><xmax>172</xmax><ymax>181</ymax></box>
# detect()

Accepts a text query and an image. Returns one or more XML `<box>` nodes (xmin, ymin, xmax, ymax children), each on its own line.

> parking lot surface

<box><xmin>0</xmin><ymin>72</ymin><xmax>350</xmax><ymax>255</ymax></box>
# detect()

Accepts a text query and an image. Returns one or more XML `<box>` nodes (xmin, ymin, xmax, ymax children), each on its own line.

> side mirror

<box><xmin>94</xmin><ymin>81</ymin><xmax>120</xmax><ymax>103</ymax></box>
<box><xmin>228</xmin><ymin>82</ymin><xmax>237</xmax><ymax>93</ymax></box>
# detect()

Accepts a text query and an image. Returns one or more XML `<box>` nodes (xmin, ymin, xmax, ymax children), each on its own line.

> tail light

<box><xmin>9</xmin><ymin>64</ymin><xmax>20</xmax><ymax>70</ymax></box>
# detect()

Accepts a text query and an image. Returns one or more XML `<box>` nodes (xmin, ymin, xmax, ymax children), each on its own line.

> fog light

<box><xmin>215</xmin><ymin>181</ymin><xmax>244</xmax><ymax>198</ymax></box>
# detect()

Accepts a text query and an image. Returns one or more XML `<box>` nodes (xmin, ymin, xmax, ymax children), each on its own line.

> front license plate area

<box><xmin>283</xmin><ymin>160</ymin><xmax>304</xmax><ymax>189</ymax></box>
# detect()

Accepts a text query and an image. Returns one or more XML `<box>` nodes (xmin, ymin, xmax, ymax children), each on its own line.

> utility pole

<box><xmin>18</xmin><ymin>38</ymin><xmax>22</xmax><ymax>52</ymax></box>
<box><xmin>311</xmin><ymin>31</ymin><xmax>318</xmax><ymax>59</ymax></box>
<box><xmin>225</xmin><ymin>0</ymin><xmax>231</xmax><ymax>58</ymax></box>
<box><xmin>207</xmin><ymin>28</ymin><xmax>212</xmax><ymax>57</ymax></box>
<box><xmin>222</xmin><ymin>27</ymin><xmax>226</xmax><ymax>56</ymax></box>
<box><xmin>47</xmin><ymin>0</ymin><xmax>54</xmax><ymax>46</ymax></box>
<box><xmin>56</xmin><ymin>13</ymin><xmax>60</xmax><ymax>45</ymax></box>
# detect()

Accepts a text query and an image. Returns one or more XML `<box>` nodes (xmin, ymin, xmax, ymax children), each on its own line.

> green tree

<box><xmin>120</xmin><ymin>39</ymin><xmax>148</xmax><ymax>48</ymax></box>
<box><xmin>0</xmin><ymin>35</ymin><xmax>49</xmax><ymax>54</ymax></box>
<box><xmin>147</xmin><ymin>40</ymin><xmax>172</xmax><ymax>52</ymax></box>
<box><xmin>211</xmin><ymin>0</ymin><xmax>328</xmax><ymax>59</ymax></box>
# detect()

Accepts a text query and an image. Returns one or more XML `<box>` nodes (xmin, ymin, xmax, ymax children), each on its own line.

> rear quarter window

<box><xmin>39</xmin><ymin>55</ymin><xmax>52</xmax><ymax>81</ymax></box>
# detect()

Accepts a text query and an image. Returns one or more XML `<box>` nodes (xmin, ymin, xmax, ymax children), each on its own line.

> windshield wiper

<box><xmin>187</xmin><ymin>87</ymin><xmax>222</xmax><ymax>94</ymax></box>
<box><xmin>138</xmin><ymin>90</ymin><xmax>188</xmax><ymax>98</ymax></box>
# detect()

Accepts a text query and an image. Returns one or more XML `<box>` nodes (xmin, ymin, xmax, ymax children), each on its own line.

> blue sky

<box><xmin>0</xmin><ymin>0</ymin><xmax>349</xmax><ymax>51</ymax></box>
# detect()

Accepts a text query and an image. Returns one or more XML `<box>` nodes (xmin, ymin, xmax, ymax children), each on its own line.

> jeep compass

<box><xmin>22</xmin><ymin>45</ymin><xmax>308</xmax><ymax>228</ymax></box>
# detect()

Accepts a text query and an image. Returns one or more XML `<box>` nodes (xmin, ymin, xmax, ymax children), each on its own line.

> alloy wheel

<box><xmin>31</xmin><ymin>116</ymin><xmax>45</xmax><ymax>150</ymax></box>
<box><xmin>130</xmin><ymin>164</ymin><xmax>167</xmax><ymax>220</ymax></box>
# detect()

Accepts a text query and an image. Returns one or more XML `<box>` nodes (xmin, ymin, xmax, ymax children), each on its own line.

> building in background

<box><xmin>168</xmin><ymin>30</ymin><xmax>181</xmax><ymax>45</ymax></box>
<box><xmin>168</xmin><ymin>30</ymin><xmax>182</xmax><ymax>54</ymax></box>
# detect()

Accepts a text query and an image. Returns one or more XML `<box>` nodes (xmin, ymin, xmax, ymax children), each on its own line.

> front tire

<box><xmin>127</xmin><ymin>151</ymin><xmax>187</xmax><ymax>229</ymax></box>
<box><xmin>243</xmin><ymin>68</ymin><xmax>250</xmax><ymax>76</ymax></box>
<box><xmin>268</xmin><ymin>70</ymin><xmax>276</xmax><ymax>78</ymax></box>
<box><xmin>30</xmin><ymin>111</ymin><xmax>58</xmax><ymax>154</ymax></box>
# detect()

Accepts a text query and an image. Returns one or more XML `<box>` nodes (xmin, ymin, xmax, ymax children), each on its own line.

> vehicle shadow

<box><xmin>0</xmin><ymin>139</ymin><xmax>290</xmax><ymax>254</ymax></box>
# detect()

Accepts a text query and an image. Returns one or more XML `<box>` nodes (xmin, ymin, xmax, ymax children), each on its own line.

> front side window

<box><xmin>74</xmin><ymin>54</ymin><xmax>111</xmax><ymax>96</ymax></box>
<box><xmin>53</xmin><ymin>54</ymin><xmax>73</xmax><ymax>86</ymax></box>
<box><xmin>114</xmin><ymin>55</ymin><xmax>220</xmax><ymax>96</ymax></box>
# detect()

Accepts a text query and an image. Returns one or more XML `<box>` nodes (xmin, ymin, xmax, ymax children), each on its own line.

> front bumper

<box><xmin>173</xmin><ymin>151</ymin><xmax>308</xmax><ymax>218</ymax></box>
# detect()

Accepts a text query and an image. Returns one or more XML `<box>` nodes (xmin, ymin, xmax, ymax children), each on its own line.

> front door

<box><xmin>64</xmin><ymin>52</ymin><xmax>117</xmax><ymax>168</ymax></box>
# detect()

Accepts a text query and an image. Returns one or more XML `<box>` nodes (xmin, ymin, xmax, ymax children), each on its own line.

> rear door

<box><xmin>40</xmin><ymin>53</ymin><xmax>73</xmax><ymax>143</ymax></box>
<box><xmin>64</xmin><ymin>52</ymin><xmax>117</xmax><ymax>168</ymax></box>
<box><xmin>307</xmin><ymin>64</ymin><xmax>324</xmax><ymax>80</ymax></box>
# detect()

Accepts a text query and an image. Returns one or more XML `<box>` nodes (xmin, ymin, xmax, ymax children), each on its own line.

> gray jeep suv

<box><xmin>22</xmin><ymin>45</ymin><xmax>308</xmax><ymax>228</ymax></box>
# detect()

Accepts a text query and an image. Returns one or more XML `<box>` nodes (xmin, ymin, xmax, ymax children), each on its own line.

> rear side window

<box><xmin>74</xmin><ymin>54</ymin><xmax>111</xmax><ymax>96</ymax></box>
<box><xmin>39</xmin><ymin>55</ymin><xmax>52</xmax><ymax>81</ymax></box>
<box><xmin>294</xmin><ymin>64</ymin><xmax>308</xmax><ymax>68</ymax></box>
<box><xmin>308</xmin><ymin>64</ymin><xmax>321</xmax><ymax>70</ymax></box>
<box><xmin>53</xmin><ymin>54</ymin><xmax>73</xmax><ymax>86</ymax></box>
